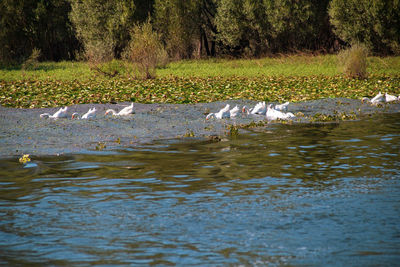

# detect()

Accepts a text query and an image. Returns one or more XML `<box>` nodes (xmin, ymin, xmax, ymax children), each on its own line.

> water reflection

<box><xmin>0</xmin><ymin>113</ymin><xmax>399</xmax><ymax>265</ymax></box>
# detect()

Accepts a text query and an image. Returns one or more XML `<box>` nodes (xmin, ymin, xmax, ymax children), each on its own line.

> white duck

<box><xmin>384</xmin><ymin>93</ymin><xmax>398</xmax><ymax>103</ymax></box>
<box><xmin>251</xmin><ymin>101</ymin><xmax>266</xmax><ymax>115</ymax></box>
<box><xmin>242</xmin><ymin>105</ymin><xmax>252</xmax><ymax>114</ymax></box>
<box><xmin>266</xmin><ymin>104</ymin><xmax>295</xmax><ymax>121</ymax></box>
<box><xmin>105</xmin><ymin>103</ymin><xmax>135</xmax><ymax>116</ymax></box>
<box><xmin>274</xmin><ymin>101</ymin><xmax>290</xmax><ymax>111</ymax></box>
<box><xmin>72</xmin><ymin>107</ymin><xmax>96</xmax><ymax>119</ymax></box>
<box><xmin>361</xmin><ymin>97</ymin><xmax>371</xmax><ymax>103</ymax></box>
<box><xmin>370</xmin><ymin>92</ymin><xmax>384</xmax><ymax>104</ymax></box>
<box><xmin>40</xmin><ymin>107</ymin><xmax>68</xmax><ymax>118</ymax></box>
<box><xmin>229</xmin><ymin>105</ymin><xmax>240</xmax><ymax>118</ymax></box>
<box><xmin>206</xmin><ymin>104</ymin><xmax>231</xmax><ymax>120</ymax></box>
<box><xmin>243</xmin><ymin>101</ymin><xmax>266</xmax><ymax>115</ymax></box>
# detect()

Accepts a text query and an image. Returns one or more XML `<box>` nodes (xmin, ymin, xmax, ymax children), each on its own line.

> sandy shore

<box><xmin>1</xmin><ymin>98</ymin><xmax>399</xmax><ymax>157</ymax></box>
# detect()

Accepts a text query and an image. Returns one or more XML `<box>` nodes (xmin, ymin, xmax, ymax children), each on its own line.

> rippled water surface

<box><xmin>1</xmin><ymin>114</ymin><xmax>400</xmax><ymax>266</ymax></box>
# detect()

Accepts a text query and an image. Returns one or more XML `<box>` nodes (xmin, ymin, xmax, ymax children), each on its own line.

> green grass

<box><xmin>0</xmin><ymin>61</ymin><xmax>92</xmax><ymax>81</ymax></box>
<box><xmin>160</xmin><ymin>55</ymin><xmax>400</xmax><ymax>77</ymax></box>
<box><xmin>0</xmin><ymin>55</ymin><xmax>399</xmax><ymax>108</ymax></box>
<box><xmin>160</xmin><ymin>55</ymin><xmax>340</xmax><ymax>77</ymax></box>
<box><xmin>1</xmin><ymin>55</ymin><xmax>399</xmax><ymax>81</ymax></box>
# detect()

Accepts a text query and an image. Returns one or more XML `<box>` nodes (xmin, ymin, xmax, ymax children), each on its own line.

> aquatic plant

<box><xmin>18</xmin><ymin>154</ymin><xmax>31</xmax><ymax>164</ymax></box>
<box><xmin>226</xmin><ymin>124</ymin><xmax>239</xmax><ymax>137</ymax></box>
<box><xmin>95</xmin><ymin>142</ymin><xmax>107</xmax><ymax>151</ymax></box>
<box><xmin>183</xmin><ymin>130</ymin><xmax>195</xmax><ymax>137</ymax></box>
<box><xmin>310</xmin><ymin>112</ymin><xmax>358</xmax><ymax>122</ymax></box>
<box><xmin>207</xmin><ymin>135</ymin><xmax>222</xmax><ymax>142</ymax></box>
<box><xmin>1</xmin><ymin>75</ymin><xmax>399</xmax><ymax>108</ymax></box>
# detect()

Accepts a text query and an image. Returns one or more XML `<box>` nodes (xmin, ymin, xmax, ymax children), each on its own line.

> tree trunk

<box><xmin>202</xmin><ymin>28</ymin><xmax>210</xmax><ymax>56</ymax></box>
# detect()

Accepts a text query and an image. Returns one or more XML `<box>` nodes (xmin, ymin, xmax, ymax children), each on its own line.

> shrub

<box><xmin>123</xmin><ymin>20</ymin><xmax>168</xmax><ymax>79</ymax></box>
<box><xmin>337</xmin><ymin>43</ymin><xmax>369</xmax><ymax>79</ymax></box>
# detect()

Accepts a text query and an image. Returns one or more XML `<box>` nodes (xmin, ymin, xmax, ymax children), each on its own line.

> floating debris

<box><xmin>19</xmin><ymin>154</ymin><xmax>31</xmax><ymax>164</ymax></box>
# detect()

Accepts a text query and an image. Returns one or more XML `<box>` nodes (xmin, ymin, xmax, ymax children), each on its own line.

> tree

<box><xmin>68</xmin><ymin>0</ymin><xmax>135</xmax><ymax>62</ymax></box>
<box><xmin>154</xmin><ymin>0</ymin><xmax>200</xmax><ymax>59</ymax></box>
<box><xmin>154</xmin><ymin>0</ymin><xmax>220</xmax><ymax>59</ymax></box>
<box><xmin>215</xmin><ymin>0</ymin><xmax>268</xmax><ymax>56</ymax></box>
<box><xmin>263</xmin><ymin>0</ymin><xmax>327</xmax><ymax>52</ymax></box>
<box><xmin>198</xmin><ymin>0</ymin><xmax>218</xmax><ymax>57</ymax></box>
<box><xmin>0</xmin><ymin>0</ymin><xmax>78</xmax><ymax>63</ymax></box>
<box><xmin>329</xmin><ymin>0</ymin><xmax>400</xmax><ymax>54</ymax></box>
<box><xmin>214</xmin><ymin>0</ymin><xmax>333</xmax><ymax>56</ymax></box>
<box><xmin>133</xmin><ymin>0</ymin><xmax>155</xmax><ymax>23</ymax></box>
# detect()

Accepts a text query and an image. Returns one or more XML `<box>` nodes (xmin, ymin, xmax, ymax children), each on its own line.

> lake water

<box><xmin>1</xmin><ymin>114</ymin><xmax>399</xmax><ymax>266</ymax></box>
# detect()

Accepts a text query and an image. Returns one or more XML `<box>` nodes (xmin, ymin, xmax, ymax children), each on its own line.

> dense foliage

<box><xmin>154</xmin><ymin>0</ymin><xmax>203</xmax><ymax>59</ymax></box>
<box><xmin>329</xmin><ymin>0</ymin><xmax>400</xmax><ymax>55</ymax></box>
<box><xmin>0</xmin><ymin>0</ymin><xmax>79</xmax><ymax>63</ymax></box>
<box><xmin>68</xmin><ymin>0</ymin><xmax>136</xmax><ymax>62</ymax></box>
<box><xmin>0</xmin><ymin>0</ymin><xmax>399</xmax><ymax>64</ymax></box>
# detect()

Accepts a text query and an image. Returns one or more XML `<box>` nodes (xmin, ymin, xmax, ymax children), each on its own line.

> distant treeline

<box><xmin>1</xmin><ymin>0</ymin><xmax>399</xmax><ymax>63</ymax></box>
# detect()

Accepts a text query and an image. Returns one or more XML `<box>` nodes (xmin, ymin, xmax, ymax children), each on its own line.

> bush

<box><xmin>337</xmin><ymin>43</ymin><xmax>369</xmax><ymax>79</ymax></box>
<box><xmin>123</xmin><ymin>20</ymin><xmax>168</xmax><ymax>79</ymax></box>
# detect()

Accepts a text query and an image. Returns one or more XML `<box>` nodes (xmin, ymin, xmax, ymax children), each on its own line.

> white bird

<box><xmin>40</xmin><ymin>107</ymin><xmax>68</xmax><ymax>118</ymax></box>
<box><xmin>266</xmin><ymin>104</ymin><xmax>295</xmax><ymax>121</ymax></box>
<box><xmin>243</xmin><ymin>102</ymin><xmax>266</xmax><ymax>115</ymax></box>
<box><xmin>384</xmin><ymin>93</ymin><xmax>398</xmax><ymax>103</ymax></box>
<box><xmin>251</xmin><ymin>101</ymin><xmax>267</xmax><ymax>115</ymax></box>
<box><xmin>105</xmin><ymin>103</ymin><xmax>135</xmax><ymax>116</ymax></box>
<box><xmin>274</xmin><ymin>101</ymin><xmax>289</xmax><ymax>111</ymax></box>
<box><xmin>229</xmin><ymin>105</ymin><xmax>240</xmax><ymax>118</ymax></box>
<box><xmin>72</xmin><ymin>107</ymin><xmax>96</xmax><ymax>119</ymax></box>
<box><xmin>206</xmin><ymin>104</ymin><xmax>231</xmax><ymax>120</ymax></box>
<box><xmin>361</xmin><ymin>97</ymin><xmax>371</xmax><ymax>103</ymax></box>
<box><xmin>82</xmin><ymin>107</ymin><xmax>96</xmax><ymax>119</ymax></box>
<box><xmin>242</xmin><ymin>105</ymin><xmax>252</xmax><ymax>114</ymax></box>
<box><xmin>370</xmin><ymin>92</ymin><xmax>384</xmax><ymax>104</ymax></box>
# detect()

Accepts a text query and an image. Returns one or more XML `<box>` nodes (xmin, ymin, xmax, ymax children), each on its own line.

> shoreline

<box><xmin>1</xmin><ymin>98</ymin><xmax>399</xmax><ymax>157</ymax></box>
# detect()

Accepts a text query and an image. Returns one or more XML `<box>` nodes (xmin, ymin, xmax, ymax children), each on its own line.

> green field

<box><xmin>1</xmin><ymin>55</ymin><xmax>399</xmax><ymax>108</ymax></box>
<box><xmin>161</xmin><ymin>55</ymin><xmax>400</xmax><ymax>77</ymax></box>
<box><xmin>1</xmin><ymin>55</ymin><xmax>400</xmax><ymax>81</ymax></box>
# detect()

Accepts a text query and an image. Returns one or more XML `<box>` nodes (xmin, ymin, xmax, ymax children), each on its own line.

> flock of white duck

<box><xmin>39</xmin><ymin>103</ymin><xmax>135</xmax><ymax>119</ymax></box>
<box><xmin>39</xmin><ymin>92</ymin><xmax>399</xmax><ymax>121</ymax></box>
<box><xmin>362</xmin><ymin>92</ymin><xmax>400</xmax><ymax>105</ymax></box>
<box><xmin>205</xmin><ymin>101</ymin><xmax>294</xmax><ymax>121</ymax></box>
<box><xmin>205</xmin><ymin>92</ymin><xmax>399</xmax><ymax>121</ymax></box>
